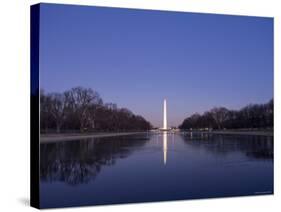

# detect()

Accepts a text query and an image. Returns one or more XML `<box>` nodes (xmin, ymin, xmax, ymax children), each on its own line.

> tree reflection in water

<box><xmin>40</xmin><ymin>135</ymin><xmax>149</xmax><ymax>185</ymax></box>
<box><xmin>181</xmin><ymin>133</ymin><xmax>273</xmax><ymax>160</ymax></box>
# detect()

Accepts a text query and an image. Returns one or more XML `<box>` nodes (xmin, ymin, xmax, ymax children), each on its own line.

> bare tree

<box><xmin>40</xmin><ymin>89</ymin><xmax>53</xmax><ymax>133</ymax></box>
<box><xmin>210</xmin><ymin>107</ymin><xmax>229</xmax><ymax>129</ymax></box>
<box><xmin>40</xmin><ymin>87</ymin><xmax>152</xmax><ymax>132</ymax></box>
<box><xmin>179</xmin><ymin>99</ymin><xmax>273</xmax><ymax>130</ymax></box>
<box><xmin>49</xmin><ymin>93</ymin><xmax>67</xmax><ymax>133</ymax></box>
<box><xmin>65</xmin><ymin>87</ymin><xmax>102</xmax><ymax>132</ymax></box>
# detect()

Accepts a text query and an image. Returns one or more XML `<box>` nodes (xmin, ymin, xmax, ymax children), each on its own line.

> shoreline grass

<box><xmin>40</xmin><ymin>131</ymin><xmax>148</xmax><ymax>143</ymax></box>
<box><xmin>182</xmin><ymin>130</ymin><xmax>273</xmax><ymax>137</ymax></box>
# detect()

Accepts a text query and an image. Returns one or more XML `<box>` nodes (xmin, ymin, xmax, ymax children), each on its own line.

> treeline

<box><xmin>179</xmin><ymin>99</ymin><xmax>273</xmax><ymax>130</ymax></box>
<box><xmin>40</xmin><ymin>87</ymin><xmax>152</xmax><ymax>133</ymax></box>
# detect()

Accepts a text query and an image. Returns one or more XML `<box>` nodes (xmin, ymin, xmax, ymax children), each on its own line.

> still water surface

<box><xmin>40</xmin><ymin>132</ymin><xmax>273</xmax><ymax>208</ymax></box>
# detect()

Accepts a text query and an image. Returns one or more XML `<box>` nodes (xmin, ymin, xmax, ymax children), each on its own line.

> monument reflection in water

<box><xmin>161</xmin><ymin>98</ymin><xmax>169</xmax><ymax>165</ymax></box>
<box><xmin>40</xmin><ymin>133</ymin><xmax>273</xmax><ymax>208</ymax></box>
<box><xmin>163</xmin><ymin>132</ymin><xmax>168</xmax><ymax>165</ymax></box>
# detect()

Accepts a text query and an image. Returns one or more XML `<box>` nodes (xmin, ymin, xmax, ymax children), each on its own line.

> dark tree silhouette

<box><xmin>48</xmin><ymin>93</ymin><xmax>68</xmax><ymax>133</ymax></box>
<box><xmin>179</xmin><ymin>99</ymin><xmax>273</xmax><ymax>130</ymax></box>
<box><xmin>40</xmin><ymin>87</ymin><xmax>152</xmax><ymax>133</ymax></box>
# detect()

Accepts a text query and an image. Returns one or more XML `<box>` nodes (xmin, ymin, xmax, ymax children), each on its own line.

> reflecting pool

<box><xmin>40</xmin><ymin>132</ymin><xmax>273</xmax><ymax>208</ymax></box>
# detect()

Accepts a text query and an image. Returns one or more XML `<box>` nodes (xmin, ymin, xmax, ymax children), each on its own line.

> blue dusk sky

<box><xmin>39</xmin><ymin>3</ymin><xmax>273</xmax><ymax>127</ymax></box>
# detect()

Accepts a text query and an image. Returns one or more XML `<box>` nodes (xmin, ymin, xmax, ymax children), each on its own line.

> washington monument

<box><xmin>163</xmin><ymin>99</ymin><xmax>168</xmax><ymax>130</ymax></box>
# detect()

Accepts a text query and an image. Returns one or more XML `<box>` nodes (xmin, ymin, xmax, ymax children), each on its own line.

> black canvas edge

<box><xmin>30</xmin><ymin>3</ymin><xmax>40</xmax><ymax>209</ymax></box>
